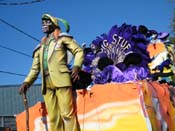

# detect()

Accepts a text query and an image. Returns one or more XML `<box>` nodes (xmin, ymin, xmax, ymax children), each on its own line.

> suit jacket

<box><xmin>24</xmin><ymin>32</ymin><xmax>84</xmax><ymax>94</ymax></box>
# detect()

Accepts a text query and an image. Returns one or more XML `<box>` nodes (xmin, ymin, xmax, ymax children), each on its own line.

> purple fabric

<box><xmin>103</xmin><ymin>65</ymin><xmax>125</xmax><ymax>82</ymax></box>
<box><xmin>93</xmin><ymin>65</ymin><xmax>148</xmax><ymax>84</ymax></box>
<box><xmin>83</xmin><ymin>66</ymin><xmax>92</xmax><ymax>73</ymax></box>
<box><xmin>157</xmin><ymin>59</ymin><xmax>172</xmax><ymax>71</ymax></box>
<box><xmin>123</xmin><ymin>66</ymin><xmax>148</xmax><ymax>81</ymax></box>
<box><xmin>158</xmin><ymin>32</ymin><xmax>169</xmax><ymax>39</ymax></box>
<box><xmin>93</xmin><ymin>67</ymin><xmax>107</xmax><ymax>84</ymax></box>
<box><xmin>93</xmin><ymin>65</ymin><xmax>125</xmax><ymax>84</ymax></box>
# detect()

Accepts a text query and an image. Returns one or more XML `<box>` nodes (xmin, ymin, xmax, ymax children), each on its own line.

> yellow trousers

<box><xmin>43</xmin><ymin>76</ymin><xmax>80</xmax><ymax>131</ymax></box>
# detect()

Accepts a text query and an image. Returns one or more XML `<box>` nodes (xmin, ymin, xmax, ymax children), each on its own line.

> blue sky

<box><xmin>0</xmin><ymin>0</ymin><xmax>174</xmax><ymax>85</ymax></box>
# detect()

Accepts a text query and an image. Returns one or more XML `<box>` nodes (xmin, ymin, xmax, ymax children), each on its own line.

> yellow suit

<box><xmin>24</xmin><ymin>31</ymin><xmax>84</xmax><ymax>131</ymax></box>
<box><xmin>24</xmin><ymin>32</ymin><xmax>84</xmax><ymax>94</ymax></box>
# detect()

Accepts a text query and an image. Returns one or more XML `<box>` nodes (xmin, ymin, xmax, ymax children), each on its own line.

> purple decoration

<box><xmin>93</xmin><ymin>65</ymin><xmax>149</xmax><ymax>84</ymax></box>
<box><xmin>93</xmin><ymin>65</ymin><xmax>125</xmax><ymax>84</ymax></box>
<box><xmin>83</xmin><ymin>23</ymin><xmax>168</xmax><ymax>84</ymax></box>
<box><xmin>93</xmin><ymin>68</ymin><xmax>107</xmax><ymax>84</ymax></box>
<box><xmin>157</xmin><ymin>59</ymin><xmax>172</xmax><ymax>71</ymax></box>
<box><xmin>103</xmin><ymin>65</ymin><xmax>126</xmax><ymax>82</ymax></box>
<box><xmin>158</xmin><ymin>32</ymin><xmax>169</xmax><ymax>39</ymax></box>
<box><xmin>123</xmin><ymin>66</ymin><xmax>149</xmax><ymax>81</ymax></box>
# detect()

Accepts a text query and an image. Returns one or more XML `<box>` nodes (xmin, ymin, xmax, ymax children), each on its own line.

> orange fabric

<box><xmin>16</xmin><ymin>81</ymin><xmax>175</xmax><ymax>131</ymax></box>
<box><xmin>147</xmin><ymin>42</ymin><xmax>166</xmax><ymax>58</ymax></box>
<box><xmin>149</xmin><ymin>82</ymin><xmax>169</xmax><ymax>113</ymax></box>
<box><xmin>148</xmin><ymin>81</ymin><xmax>175</xmax><ymax>131</ymax></box>
<box><xmin>168</xmin><ymin>100</ymin><xmax>175</xmax><ymax>130</ymax></box>
<box><xmin>76</xmin><ymin>83</ymin><xmax>139</xmax><ymax>114</ymax></box>
<box><xmin>141</xmin><ymin>81</ymin><xmax>158</xmax><ymax>131</ymax></box>
<box><xmin>76</xmin><ymin>82</ymin><xmax>148</xmax><ymax>131</ymax></box>
<box><xmin>160</xmin><ymin>83</ymin><xmax>174</xmax><ymax>131</ymax></box>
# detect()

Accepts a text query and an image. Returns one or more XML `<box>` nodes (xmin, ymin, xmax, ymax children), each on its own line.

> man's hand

<box><xmin>18</xmin><ymin>82</ymin><xmax>29</xmax><ymax>94</ymax></box>
<box><xmin>71</xmin><ymin>66</ymin><xmax>80</xmax><ymax>82</ymax></box>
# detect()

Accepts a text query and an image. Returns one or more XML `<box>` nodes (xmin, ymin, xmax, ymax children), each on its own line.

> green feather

<box><xmin>58</xmin><ymin>18</ymin><xmax>70</xmax><ymax>33</ymax></box>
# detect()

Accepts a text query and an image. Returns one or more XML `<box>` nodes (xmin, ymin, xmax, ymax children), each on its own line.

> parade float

<box><xmin>16</xmin><ymin>23</ymin><xmax>175</xmax><ymax>131</ymax></box>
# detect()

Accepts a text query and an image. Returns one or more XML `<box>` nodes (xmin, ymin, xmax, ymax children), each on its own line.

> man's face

<box><xmin>42</xmin><ymin>19</ymin><xmax>55</xmax><ymax>34</ymax></box>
